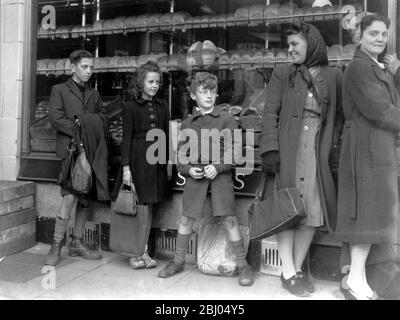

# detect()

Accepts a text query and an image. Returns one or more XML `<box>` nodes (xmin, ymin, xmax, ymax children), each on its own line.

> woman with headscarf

<box><xmin>259</xmin><ymin>22</ymin><xmax>344</xmax><ymax>297</ymax></box>
<box><xmin>336</xmin><ymin>13</ymin><xmax>400</xmax><ymax>300</ymax></box>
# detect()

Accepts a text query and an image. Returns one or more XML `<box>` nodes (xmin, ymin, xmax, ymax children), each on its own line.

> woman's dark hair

<box><xmin>131</xmin><ymin>61</ymin><xmax>163</xmax><ymax>99</ymax></box>
<box><xmin>286</xmin><ymin>22</ymin><xmax>309</xmax><ymax>39</ymax></box>
<box><xmin>360</xmin><ymin>14</ymin><xmax>391</xmax><ymax>37</ymax></box>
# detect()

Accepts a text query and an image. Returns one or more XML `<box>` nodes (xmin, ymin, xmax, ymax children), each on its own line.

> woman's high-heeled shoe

<box><xmin>280</xmin><ymin>274</ymin><xmax>311</xmax><ymax>297</ymax></box>
<box><xmin>340</xmin><ymin>276</ymin><xmax>380</xmax><ymax>300</ymax></box>
<box><xmin>297</xmin><ymin>271</ymin><xmax>315</xmax><ymax>293</ymax></box>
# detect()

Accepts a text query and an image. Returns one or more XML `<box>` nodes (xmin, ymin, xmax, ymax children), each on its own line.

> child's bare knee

<box><xmin>180</xmin><ymin>216</ymin><xmax>195</xmax><ymax>228</ymax></box>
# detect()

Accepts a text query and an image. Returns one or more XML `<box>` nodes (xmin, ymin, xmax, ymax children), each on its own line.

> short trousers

<box><xmin>60</xmin><ymin>188</ymin><xmax>90</xmax><ymax>208</ymax></box>
<box><xmin>182</xmin><ymin>173</ymin><xmax>236</xmax><ymax>218</ymax></box>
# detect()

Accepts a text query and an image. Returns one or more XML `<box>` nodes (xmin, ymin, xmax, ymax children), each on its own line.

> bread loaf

<box><xmin>249</xmin><ymin>5</ymin><xmax>266</xmax><ymax>20</ymax></box>
<box><xmin>93</xmin><ymin>20</ymin><xmax>105</xmax><ymax>35</ymax></box>
<box><xmin>264</xmin><ymin>4</ymin><xmax>280</xmax><ymax>18</ymax></box>
<box><xmin>234</xmin><ymin>6</ymin><xmax>250</xmax><ymax>20</ymax></box>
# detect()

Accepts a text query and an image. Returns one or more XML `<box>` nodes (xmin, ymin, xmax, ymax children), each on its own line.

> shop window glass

<box><xmin>26</xmin><ymin>0</ymin><xmax>375</xmax><ymax>181</ymax></box>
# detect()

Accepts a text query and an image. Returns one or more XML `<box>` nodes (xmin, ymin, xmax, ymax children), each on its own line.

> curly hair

<box><xmin>131</xmin><ymin>61</ymin><xmax>163</xmax><ymax>99</ymax></box>
<box><xmin>189</xmin><ymin>72</ymin><xmax>218</xmax><ymax>95</ymax></box>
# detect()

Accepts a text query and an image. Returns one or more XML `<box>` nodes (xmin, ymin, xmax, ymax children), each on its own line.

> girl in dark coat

<box><xmin>116</xmin><ymin>61</ymin><xmax>171</xmax><ymax>269</ymax></box>
<box><xmin>336</xmin><ymin>14</ymin><xmax>400</xmax><ymax>300</ymax></box>
<box><xmin>259</xmin><ymin>22</ymin><xmax>343</xmax><ymax>297</ymax></box>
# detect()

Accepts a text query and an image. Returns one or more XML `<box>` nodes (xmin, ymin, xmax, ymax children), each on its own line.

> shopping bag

<box><xmin>110</xmin><ymin>202</ymin><xmax>151</xmax><ymax>256</ymax></box>
<box><xmin>111</xmin><ymin>183</ymin><xmax>139</xmax><ymax>215</ymax></box>
<box><xmin>248</xmin><ymin>173</ymin><xmax>306</xmax><ymax>241</ymax></box>
<box><xmin>197</xmin><ymin>222</ymin><xmax>249</xmax><ymax>276</ymax></box>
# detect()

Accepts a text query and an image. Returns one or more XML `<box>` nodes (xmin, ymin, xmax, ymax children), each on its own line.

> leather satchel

<box><xmin>248</xmin><ymin>174</ymin><xmax>306</xmax><ymax>241</ymax></box>
<box><xmin>57</xmin><ymin>140</ymin><xmax>77</xmax><ymax>190</ymax></box>
<box><xmin>111</xmin><ymin>183</ymin><xmax>139</xmax><ymax>215</ymax></box>
<box><xmin>71</xmin><ymin>143</ymin><xmax>92</xmax><ymax>194</ymax></box>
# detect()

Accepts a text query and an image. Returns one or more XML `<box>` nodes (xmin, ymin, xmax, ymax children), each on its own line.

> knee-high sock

<box><xmin>73</xmin><ymin>207</ymin><xmax>89</xmax><ymax>238</ymax></box>
<box><xmin>173</xmin><ymin>233</ymin><xmax>192</xmax><ymax>265</ymax></box>
<box><xmin>230</xmin><ymin>239</ymin><xmax>248</xmax><ymax>268</ymax></box>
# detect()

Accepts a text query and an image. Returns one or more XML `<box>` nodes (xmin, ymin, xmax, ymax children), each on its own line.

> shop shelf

<box><xmin>36</xmin><ymin>7</ymin><xmax>363</xmax><ymax>40</ymax></box>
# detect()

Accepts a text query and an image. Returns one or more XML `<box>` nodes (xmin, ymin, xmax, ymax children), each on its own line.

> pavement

<box><xmin>0</xmin><ymin>243</ymin><xmax>344</xmax><ymax>300</ymax></box>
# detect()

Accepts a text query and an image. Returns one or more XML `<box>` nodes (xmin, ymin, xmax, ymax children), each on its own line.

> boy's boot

<box><xmin>45</xmin><ymin>239</ymin><xmax>64</xmax><ymax>266</ymax></box>
<box><xmin>231</xmin><ymin>239</ymin><xmax>254</xmax><ymax>286</ymax></box>
<box><xmin>68</xmin><ymin>236</ymin><xmax>101</xmax><ymax>260</ymax></box>
<box><xmin>44</xmin><ymin>216</ymin><xmax>69</xmax><ymax>266</ymax></box>
<box><xmin>68</xmin><ymin>206</ymin><xmax>101</xmax><ymax>260</ymax></box>
<box><xmin>158</xmin><ymin>233</ymin><xmax>191</xmax><ymax>278</ymax></box>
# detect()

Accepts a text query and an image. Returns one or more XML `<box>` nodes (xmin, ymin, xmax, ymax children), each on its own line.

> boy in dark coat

<box><xmin>157</xmin><ymin>72</ymin><xmax>254</xmax><ymax>286</ymax></box>
<box><xmin>46</xmin><ymin>50</ymin><xmax>107</xmax><ymax>266</ymax></box>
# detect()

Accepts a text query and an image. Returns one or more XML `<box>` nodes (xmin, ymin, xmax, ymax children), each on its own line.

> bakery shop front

<box><xmin>11</xmin><ymin>0</ymin><xmax>397</xmax><ymax>275</ymax></box>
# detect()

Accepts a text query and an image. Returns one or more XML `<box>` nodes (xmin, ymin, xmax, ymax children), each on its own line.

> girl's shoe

<box><xmin>296</xmin><ymin>271</ymin><xmax>315</xmax><ymax>293</ymax></box>
<box><xmin>141</xmin><ymin>251</ymin><xmax>157</xmax><ymax>269</ymax></box>
<box><xmin>129</xmin><ymin>256</ymin><xmax>145</xmax><ymax>270</ymax></box>
<box><xmin>280</xmin><ymin>274</ymin><xmax>311</xmax><ymax>297</ymax></box>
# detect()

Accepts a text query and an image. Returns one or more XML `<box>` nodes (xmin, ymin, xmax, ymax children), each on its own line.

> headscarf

<box><xmin>288</xmin><ymin>22</ymin><xmax>328</xmax><ymax>105</ymax></box>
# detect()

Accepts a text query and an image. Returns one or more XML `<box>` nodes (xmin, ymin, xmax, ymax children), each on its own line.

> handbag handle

<box><xmin>120</xmin><ymin>181</ymin><xmax>139</xmax><ymax>206</ymax></box>
<box><xmin>273</xmin><ymin>173</ymin><xmax>282</xmax><ymax>191</ymax></box>
<box><xmin>255</xmin><ymin>174</ymin><xmax>268</xmax><ymax>200</ymax></box>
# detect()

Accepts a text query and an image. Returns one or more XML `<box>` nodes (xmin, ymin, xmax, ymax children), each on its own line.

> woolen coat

<box><xmin>335</xmin><ymin>50</ymin><xmax>400</xmax><ymax>244</ymax></box>
<box><xmin>113</xmin><ymin>97</ymin><xmax>170</xmax><ymax>204</ymax></box>
<box><xmin>49</xmin><ymin>78</ymin><xmax>105</xmax><ymax>159</ymax></box>
<box><xmin>259</xmin><ymin>64</ymin><xmax>344</xmax><ymax>233</ymax></box>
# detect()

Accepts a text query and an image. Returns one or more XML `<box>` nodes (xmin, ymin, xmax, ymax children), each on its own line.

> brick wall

<box><xmin>0</xmin><ymin>0</ymin><xmax>27</xmax><ymax>180</ymax></box>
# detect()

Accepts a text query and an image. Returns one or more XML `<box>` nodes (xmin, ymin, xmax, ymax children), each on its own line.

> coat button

<box><xmin>304</xmin><ymin>126</ymin><xmax>309</xmax><ymax>131</ymax></box>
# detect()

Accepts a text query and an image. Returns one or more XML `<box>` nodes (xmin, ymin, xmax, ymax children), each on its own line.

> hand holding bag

<box><xmin>111</xmin><ymin>183</ymin><xmax>139</xmax><ymax>215</ymax></box>
<box><xmin>248</xmin><ymin>173</ymin><xmax>306</xmax><ymax>241</ymax></box>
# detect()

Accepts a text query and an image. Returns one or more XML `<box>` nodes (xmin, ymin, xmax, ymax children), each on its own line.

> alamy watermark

<box><xmin>145</xmin><ymin>126</ymin><xmax>255</xmax><ymax>174</ymax></box>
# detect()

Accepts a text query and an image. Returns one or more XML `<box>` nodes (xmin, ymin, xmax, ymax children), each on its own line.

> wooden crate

<box><xmin>0</xmin><ymin>209</ymin><xmax>36</xmax><ymax>257</ymax></box>
<box><xmin>0</xmin><ymin>181</ymin><xmax>36</xmax><ymax>257</ymax></box>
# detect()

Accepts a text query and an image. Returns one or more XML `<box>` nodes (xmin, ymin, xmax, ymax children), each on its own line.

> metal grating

<box><xmin>154</xmin><ymin>229</ymin><xmax>197</xmax><ymax>265</ymax></box>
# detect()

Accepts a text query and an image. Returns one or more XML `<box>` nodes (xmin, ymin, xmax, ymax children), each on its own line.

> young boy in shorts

<box><xmin>158</xmin><ymin>72</ymin><xmax>253</xmax><ymax>286</ymax></box>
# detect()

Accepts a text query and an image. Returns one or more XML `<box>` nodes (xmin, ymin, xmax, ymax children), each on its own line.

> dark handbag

<box><xmin>110</xmin><ymin>186</ymin><xmax>151</xmax><ymax>256</ymax></box>
<box><xmin>111</xmin><ymin>183</ymin><xmax>139</xmax><ymax>215</ymax></box>
<box><xmin>248</xmin><ymin>174</ymin><xmax>306</xmax><ymax>241</ymax></box>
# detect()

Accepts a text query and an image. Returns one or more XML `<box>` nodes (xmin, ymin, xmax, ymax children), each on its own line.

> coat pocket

<box><xmin>369</xmin><ymin>128</ymin><xmax>395</xmax><ymax>167</ymax></box>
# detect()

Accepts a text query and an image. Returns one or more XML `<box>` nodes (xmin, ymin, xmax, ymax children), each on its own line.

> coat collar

<box><xmin>354</xmin><ymin>49</ymin><xmax>397</xmax><ymax>103</ymax></box>
<box><xmin>136</xmin><ymin>96</ymin><xmax>163</xmax><ymax>106</ymax></box>
<box><xmin>66</xmin><ymin>78</ymin><xmax>94</xmax><ymax>105</ymax></box>
<box><xmin>190</xmin><ymin>106</ymin><xmax>221</xmax><ymax>121</ymax></box>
